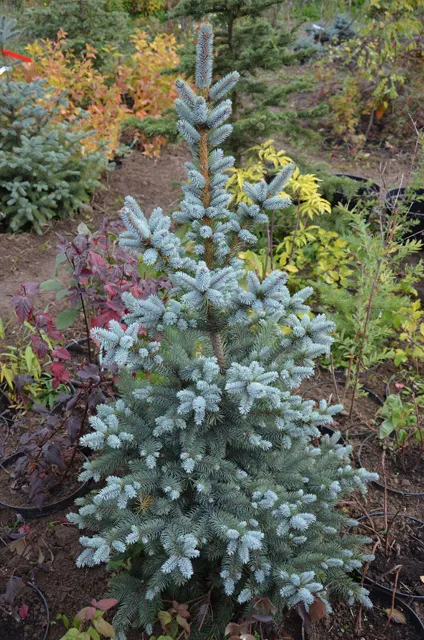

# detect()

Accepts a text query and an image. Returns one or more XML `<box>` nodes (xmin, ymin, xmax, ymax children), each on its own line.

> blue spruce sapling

<box><xmin>69</xmin><ymin>24</ymin><xmax>377</xmax><ymax>639</ymax></box>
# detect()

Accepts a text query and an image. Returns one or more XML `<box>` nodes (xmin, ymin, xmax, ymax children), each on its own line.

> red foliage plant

<box><xmin>8</xmin><ymin>218</ymin><xmax>171</xmax><ymax>506</ymax></box>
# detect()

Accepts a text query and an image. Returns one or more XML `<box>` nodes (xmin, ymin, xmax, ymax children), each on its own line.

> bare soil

<box><xmin>359</xmin><ymin>435</ymin><xmax>424</xmax><ymax>496</ymax></box>
<box><xmin>0</xmin><ymin>507</ymin><xmax>110</xmax><ymax>640</ymax></box>
<box><xmin>310</xmin><ymin>593</ymin><xmax>423</xmax><ymax>640</ymax></box>
<box><xmin>300</xmin><ymin>369</ymin><xmax>383</xmax><ymax>438</ymax></box>
<box><xmin>358</xmin><ymin>514</ymin><xmax>424</xmax><ymax>598</ymax></box>
<box><xmin>0</xmin><ymin>145</ymin><xmax>189</xmax><ymax>320</ymax></box>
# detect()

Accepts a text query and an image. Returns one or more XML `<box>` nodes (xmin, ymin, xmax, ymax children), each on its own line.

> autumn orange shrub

<box><xmin>18</xmin><ymin>29</ymin><xmax>179</xmax><ymax>158</ymax></box>
<box><xmin>111</xmin><ymin>29</ymin><xmax>179</xmax><ymax>155</ymax></box>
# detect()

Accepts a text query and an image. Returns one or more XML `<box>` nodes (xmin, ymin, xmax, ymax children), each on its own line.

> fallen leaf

<box><xmin>309</xmin><ymin>598</ymin><xmax>328</xmax><ymax>621</ymax></box>
<box><xmin>420</xmin><ymin>576</ymin><xmax>424</xmax><ymax>583</ymax></box>
<box><xmin>10</xmin><ymin>538</ymin><xmax>32</xmax><ymax>559</ymax></box>
<box><xmin>37</xmin><ymin>546</ymin><xmax>45</xmax><ymax>564</ymax></box>
<box><xmin>385</xmin><ymin>608</ymin><xmax>407</xmax><ymax>624</ymax></box>
<box><xmin>225</xmin><ymin>623</ymin><xmax>241</xmax><ymax>636</ymax></box>
<box><xmin>19</xmin><ymin>603</ymin><xmax>29</xmax><ymax>619</ymax></box>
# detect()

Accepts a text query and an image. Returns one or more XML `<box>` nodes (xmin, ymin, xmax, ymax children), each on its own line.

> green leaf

<box><xmin>56</xmin><ymin>288</ymin><xmax>70</xmax><ymax>302</ymax></box>
<box><xmin>158</xmin><ymin>610</ymin><xmax>172</xmax><ymax>629</ymax></box>
<box><xmin>55</xmin><ymin>252</ymin><xmax>67</xmax><ymax>276</ymax></box>
<box><xmin>88</xmin><ymin>628</ymin><xmax>101</xmax><ymax>640</ymax></box>
<box><xmin>77</xmin><ymin>222</ymin><xmax>91</xmax><ymax>236</ymax></box>
<box><xmin>40</xmin><ymin>279</ymin><xmax>63</xmax><ymax>292</ymax></box>
<box><xmin>61</xmin><ymin>630</ymin><xmax>80</xmax><ymax>639</ymax></box>
<box><xmin>56</xmin><ymin>308</ymin><xmax>79</xmax><ymax>330</ymax></box>
<box><xmin>379</xmin><ymin>419</ymin><xmax>394</xmax><ymax>439</ymax></box>
<box><xmin>166</xmin><ymin>619</ymin><xmax>178</xmax><ymax>638</ymax></box>
<box><xmin>56</xmin><ymin>614</ymin><xmax>70</xmax><ymax>629</ymax></box>
<box><xmin>92</xmin><ymin>617</ymin><xmax>116</xmax><ymax>638</ymax></box>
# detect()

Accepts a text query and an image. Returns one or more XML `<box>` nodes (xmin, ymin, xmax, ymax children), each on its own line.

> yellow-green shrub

<box><xmin>227</xmin><ymin>141</ymin><xmax>352</xmax><ymax>288</ymax></box>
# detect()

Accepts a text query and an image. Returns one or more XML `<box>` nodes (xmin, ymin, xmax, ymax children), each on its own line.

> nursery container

<box><xmin>357</xmin><ymin>513</ymin><xmax>424</xmax><ymax>600</ymax></box>
<box><xmin>331</xmin><ymin>173</ymin><xmax>380</xmax><ymax>206</ymax></box>
<box><xmin>66</xmin><ymin>336</ymin><xmax>97</xmax><ymax>362</ymax></box>
<box><xmin>358</xmin><ymin>433</ymin><xmax>424</xmax><ymax>498</ymax></box>
<box><xmin>0</xmin><ymin>450</ymin><xmax>90</xmax><ymax>518</ymax></box>
<box><xmin>386</xmin><ymin>187</ymin><xmax>424</xmax><ymax>239</ymax></box>
<box><xmin>0</xmin><ymin>578</ymin><xmax>50</xmax><ymax>640</ymax></box>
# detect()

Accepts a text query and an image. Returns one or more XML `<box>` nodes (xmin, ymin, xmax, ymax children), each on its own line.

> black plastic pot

<box><xmin>65</xmin><ymin>336</ymin><xmax>98</xmax><ymax>363</ymax></box>
<box><xmin>366</xmin><ymin>585</ymin><xmax>424</xmax><ymax>633</ymax></box>
<box><xmin>357</xmin><ymin>513</ymin><xmax>424</xmax><ymax>601</ymax></box>
<box><xmin>301</xmin><ymin>380</ymin><xmax>383</xmax><ymax>438</ymax></box>
<box><xmin>0</xmin><ymin>450</ymin><xmax>90</xmax><ymax>518</ymax></box>
<box><xmin>318</xmin><ymin>425</ymin><xmax>346</xmax><ymax>445</ymax></box>
<box><xmin>358</xmin><ymin>434</ymin><xmax>424</xmax><ymax>498</ymax></box>
<box><xmin>386</xmin><ymin>187</ymin><xmax>424</xmax><ymax>239</ymax></box>
<box><xmin>331</xmin><ymin>173</ymin><xmax>380</xmax><ymax>206</ymax></box>
<box><xmin>30</xmin><ymin>581</ymin><xmax>50</xmax><ymax>640</ymax></box>
<box><xmin>3</xmin><ymin>578</ymin><xmax>50</xmax><ymax>640</ymax></box>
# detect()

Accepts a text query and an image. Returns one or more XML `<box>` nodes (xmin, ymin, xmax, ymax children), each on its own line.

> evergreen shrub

<box><xmin>0</xmin><ymin>77</ymin><xmax>107</xmax><ymax>233</ymax></box>
<box><xmin>23</xmin><ymin>0</ymin><xmax>131</xmax><ymax>62</ymax></box>
<box><xmin>170</xmin><ymin>0</ymin><xmax>323</xmax><ymax>158</ymax></box>
<box><xmin>69</xmin><ymin>24</ymin><xmax>377</xmax><ymax>639</ymax></box>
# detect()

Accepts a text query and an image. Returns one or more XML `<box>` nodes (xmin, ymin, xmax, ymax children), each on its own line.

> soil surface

<box><xmin>310</xmin><ymin>592</ymin><xmax>423</xmax><ymax>640</ymax></box>
<box><xmin>359</xmin><ymin>514</ymin><xmax>424</xmax><ymax>598</ymax></box>
<box><xmin>0</xmin><ymin>579</ymin><xmax>49</xmax><ymax>640</ymax></box>
<box><xmin>0</xmin><ymin>506</ymin><xmax>110</xmax><ymax>640</ymax></box>
<box><xmin>300</xmin><ymin>370</ymin><xmax>383</xmax><ymax>438</ymax></box>
<box><xmin>0</xmin><ymin>145</ymin><xmax>189</xmax><ymax>320</ymax></box>
<box><xmin>359</xmin><ymin>435</ymin><xmax>424</xmax><ymax>496</ymax></box>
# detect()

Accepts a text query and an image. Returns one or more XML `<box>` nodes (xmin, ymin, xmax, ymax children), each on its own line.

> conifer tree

<box><xmin>69</xmin><ymin>24</ymin><xmax>377</xmax><ymax>639</ymax></box>
<box><xmin>0</xmin><ymin>17</ymin><xmax>107</xmax><ymax>233</ymax></box>
<box><xmin>23</xmin><ymin>0</ymin><xmax>131</xmax><ymax>63</ymax></box>
<box><xmin>170</xmin><ymin>1</ymin><xmax>317</xmax><ymax>159</ymax></box>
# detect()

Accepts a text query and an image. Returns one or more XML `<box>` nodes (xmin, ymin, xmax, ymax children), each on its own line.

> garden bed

<box><xmin>0</xmin><ymin>116</ymin><xmax>423</xmax><ymax>640</ymax></box>
<box><xmin>310</xmin><ymin>593</ymin><xmax>424</xmax><ymax>640</ymax></box>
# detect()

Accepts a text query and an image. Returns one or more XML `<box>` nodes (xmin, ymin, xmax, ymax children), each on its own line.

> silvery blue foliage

<box><xmin>71</xmin><ymin>24</ymin><xmax>378</xmax><ymax>638</ymax></box>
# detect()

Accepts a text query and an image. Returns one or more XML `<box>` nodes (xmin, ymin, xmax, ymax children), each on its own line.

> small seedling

<box><xmin>57</xmin><ymin>598</ymin><xmax>118</xmax><ymax>639</ymax></box>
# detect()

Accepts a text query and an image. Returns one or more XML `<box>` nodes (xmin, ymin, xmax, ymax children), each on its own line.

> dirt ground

<box><xmin>0</xmin><ymin>127</ymin><xmax>418</xmax><ymax>322</ymax></box>
<box><xmin>0</xmin><ymin>129</ymin><xmax>423</xmax><ymax>638</ymax></box>
<box><xmin>0</xmin><ymin>145</ymin><xmax>190</xmax><ymax>319</ymax></box>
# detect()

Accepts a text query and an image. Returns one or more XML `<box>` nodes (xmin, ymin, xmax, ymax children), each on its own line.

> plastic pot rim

<box><xmin>3</xmin><ymin>577</ymin><xmax>50</xmax><ymax>640</ymax></box>
<box><xmin>356</xmin><ymin>512</ymin><xmax>424</xmax><ymax>602</ymax></box>
<box><xmin>358</xmin><ymin>433</ymin><xmax>424</xmax><ymax>498</ymax></box>
<box><xmin>365</xmin><ymin>583</ymin><xmax>424</xmax><ymax>628</ymax></box>
<box><xmin>0</xmin><ymin>450</ymin><xmax>90</xmax><ymax>518</ymax></box>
